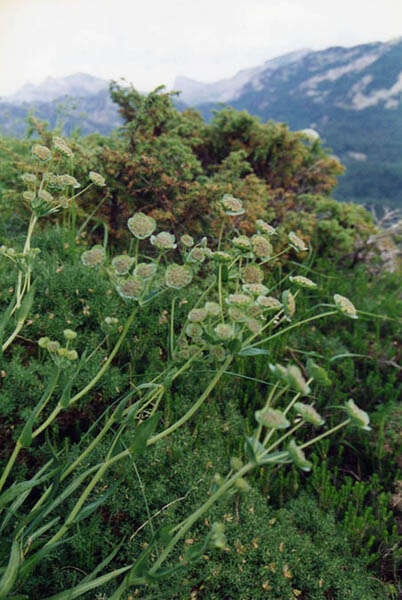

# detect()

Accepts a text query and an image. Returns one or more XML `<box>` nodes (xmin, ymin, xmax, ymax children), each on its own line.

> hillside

<box><xmin>1</xmin><ymin>38</ymin><xmax>401</xmax><ymax>208</ymax></box>
<box><xmin>183</xmin><ymin>38</ymin><xmax>402</xmax><ymax>210</ymax></box>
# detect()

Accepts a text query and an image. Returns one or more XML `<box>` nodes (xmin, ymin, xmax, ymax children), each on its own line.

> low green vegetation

<box><xmin>0</xmin><ymin>88</ymin><xmax>400</xmax><ymax>599</ymax></box>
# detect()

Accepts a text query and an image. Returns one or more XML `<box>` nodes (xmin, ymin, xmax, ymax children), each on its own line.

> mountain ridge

<box><xmin>1</xmin><ymin>38</ymin><xmax>401</xmax><ymax>208</ymax></box>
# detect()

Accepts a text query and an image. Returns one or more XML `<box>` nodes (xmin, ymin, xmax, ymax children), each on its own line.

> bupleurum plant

<box><xmin>0</xmin><ymin>138</ymin><xmax>106</xmax><ymax>354</ymax></box>
<box><xmin>0</xmin><ymin>189</ymin><xmax>371</xmax><ymax>599</ymax></box>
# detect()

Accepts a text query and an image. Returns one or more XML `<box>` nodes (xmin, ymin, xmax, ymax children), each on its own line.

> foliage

<box><xmin>0</xmin><ymin>103</ymin><xmax>400</xmax><ymax>599</ymax></box>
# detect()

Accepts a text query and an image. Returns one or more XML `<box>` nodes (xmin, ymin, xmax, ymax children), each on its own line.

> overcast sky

<box><xmin>0</xmin><ymin>0</ymin><xmax>401</xmax><ymax>96</ymax></box>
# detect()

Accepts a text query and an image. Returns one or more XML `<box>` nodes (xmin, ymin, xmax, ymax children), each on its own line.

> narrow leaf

<box><xmin>0</xmin><ymin>538</ymin><xmax>20</xmax><ymax>597</ymax></box>
<box><xmin>237</xmin><ymin>347</ymin><xmax>269</xmax><ymax>356</ymax></box>
<box><xmin>130</xmin><ymin>414</ymin><xmax>159</xmax><ymax>457</ymax></box>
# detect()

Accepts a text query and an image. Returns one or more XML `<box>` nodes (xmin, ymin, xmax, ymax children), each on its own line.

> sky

<box><xmin>0</xmin><ymin>0</ymin><xmax>401</xmax><ymax>96</ymax></box>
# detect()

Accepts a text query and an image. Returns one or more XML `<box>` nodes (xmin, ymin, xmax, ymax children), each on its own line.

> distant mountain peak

<box><xmin>2</xmin><ymin>73</ymin><xmax>109</xmax><ymax>105</ymax></box>
<box><xmin>173</xmin><ymin>48</ymin><xmax>312</xmax><ymax>105</ymax></box>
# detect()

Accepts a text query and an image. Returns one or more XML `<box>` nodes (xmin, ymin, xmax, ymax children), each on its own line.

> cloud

<box><xmin>0</xmin><ymin>0</ymin><xmax>401</xmax><ymax>95</ymax></box>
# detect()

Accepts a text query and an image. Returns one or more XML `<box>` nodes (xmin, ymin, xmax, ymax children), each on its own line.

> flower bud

<box><xmin>306</xmin><ymin>359</ymin><xmax>331</xmax><ymax>387</ymax></box>
<box><xmin>293</xmin><ymin>402</ymin><xmax>324</xmax><ymax>427</ymax></box>
<box><xmin>63</xmin><ymin>329</ymin><xmax>77</xmax><ymax>341</ymax></box>
<box><xmin>287</xmin><ymin>439</ymin><xmax>312</xmax><ymax>471</ymax></box>
<box><xmin>286</xmin><ymin>365</ymin><xmax>311</xmax><ymax>396</ymax></box>
<box><xmin>89</xmin><ymin>171</ymin><xmax>106</xmax><ymax>187</ymax></box>
<box><xmin>255</xmin><ymin>407</ymin><xmax>290</xmax><ymax>429</ymax></box>
<box><xmin>220</xmin><ymin>194</ymin><xmax>245</xmax><ymax>216</ymax></box>
<box><xmin>234</xmin><ymin>477</ymin><xmax>251</xmax><ymax>492</ymax></box>
<box><xmin>334</xmin><ymin>294</ymin><xmax>358</xmax><ymax>319</ymax></box>
<box><xmin>344</xmin><ymin>399</ymin><xmax>371</xmax><ymax>431</ymax></box>
<box><xmin>288</xmin><ymin>231</ymin><xmax>307</xmax><ymax>252</ymax></box>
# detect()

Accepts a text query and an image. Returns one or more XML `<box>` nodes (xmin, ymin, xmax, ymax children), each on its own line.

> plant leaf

<box><xmin>237</xmin><ymin>347</ymin><xmax>269</xmax><ymax>356</ymax></box>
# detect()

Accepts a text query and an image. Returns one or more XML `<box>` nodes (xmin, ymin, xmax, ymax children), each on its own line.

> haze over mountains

<box><xmin>1</xmin><ymin>37</ymin><xmax>401</xmax><ymax>208</ymax></box>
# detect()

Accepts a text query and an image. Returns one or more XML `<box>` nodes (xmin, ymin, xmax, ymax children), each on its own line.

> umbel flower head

<box><xmin>344</xmin><ymin>399</ymin><xmax>371</xmax><ymax>431</ymax></box>
<box><xmin>21</xmin><ymin>173</ymin><xmax>37</xmax><ymax>184</ymax></box>
<box><xmin>287</xmin><ymin>440</ymin><xmax>312</xmax><ymax>471</ymax></box>
<box><xmin>204</xmin><ymin>301</ymin><xmax>221</xmax><ymax>316</ymax></box>
<box><xmin>251</xmin><ymin>235</ymin><xmax>272</xmax><ymax>259</ymax></box>
<box><xmin>246</xmin><ymin>317</ymin><xmax>262</xmax><ymax>334</ymax></box>
<box><xmin>289</xmin><ymin>275</ymin><xmax>317</xmax><ymax>289</ymax></box>
<box><xmin>81</xmin><ymin>245</ymin><xmax>106</xmax><ymax>268</ymax></box>
<box><xmin>150</xmin><ymin>231</ymin><xmax>177</xmax><ymax>250</ymax></box>
<box><xmin>134</xmin><ymin>262</ymin><xmax>157</xmax><ymax>279</ymax></box>
<box><xmin>293</xmin><ymin>402</ymin><xmax>324</xmax><ymax>427</ymax></box>
<box><xmin>188</xmin><ymin>308</ymin><xmax>208</xmax><ymax>323</ymax></box>
<box><xmin>232</xmin><ymin>235</ymin><xmax>251</xmax><ymax>251</ymax></box>
<box><xmin>187</xmin><ymin>247</ymin><xmax>205</xmax><ymax>263</ymax></box>
<box><xmin>282</xmin><ymin>289</ymin><xmax>296</xmax><ymax>319</ymax></box>
<box><xmin>128</xmin><ymin>212</ymin><xmax>156</xmax><ymax>239</ymax></box>
<box><xmin>89</xmin><ymin>171</ymin><xmax>106</xmax><ymax>187</ymax></box>
<box><xmin>38</xmin><ymin>189</ymin><xmax>53</xmax><ymax>203</ymax></box>
<box><xmin>53</xmin><ymin>136</ymin><xmax>74</xmax><ymax>158</ymax></box>
<box><xmin>220</xmin><ymin>194</ymin><xmax>245</xmax><ymax>216</ymax></box>
<box><xmin>288</xmin><ymin>231</ymin><xmax>307</xmax><ymax>252</ymax></box>
<box><xmin>256</xmin><ymin>295</ymin><xmax>282</xmax><ymax>310</ymax></box>
<box><xmin>116</xmin><ymin>277</ymin><xmax>144</xmax><ymax>300</ymax></box>
<box><xmin>243</xmin><ymin>283</ymin><xmax>269</xmax><ymax>296</ymax></box>
<box><xmin>255</xmin><ymin>407</ymin><xmax>290</xmax><ymax>430</ymax></box>
<box><xmin>334</xmin><ymin>294</ymin><xmax>358</xmax><ymax>319</ymax></box>
<box><xmin>32</xmin><ymin>144</ymin><xmax>52</xmax><ymax>161</ymax></box>
<box><xmin>57</xmin><ymin>174</ymin><xmax>81</xmax><ymax>188</ymax></box>
<box><xmin>180</xmin><ymin>234</ymin><xmax>194</xmax><ymax>247</ymax></box>
<box><xmin>286</xmin><ymin>365</ymin><xmax>311</xmax><ymax>396</ymax></box>
<box><xmin>226</xmin><ymin>293</ymin><xmax>252</xmax><ymax>307</ymax></box>
<box><xmin>112</xmin><ymin>255</ymin><xmax>135</xmax><ymax>275</ymax></box>
<box><xmin>214</xmin><ymin>323</ymin><xmax>235</xmax><ymax>340</ymax></box>
<box><xmin>165</xmin><ymin>264</ymin><xmax>193</xmax><ymax>288</ymax></box>
<box><xmin>241</xmin><ymin>264</ymin><xmax>264</xmax><ymax>284</ymax></box>
<box><xmin>228</xmin><ymin>306</ymin><xmax>247</xmax><ymax>322</ymax></box>
<box><xmin>256</xmin><ymin>219</ymin><xmax>276</xmax><ymax>235</ymax></box>
<box><xmin>185</xmin><ymin>322</ymin><xmax>203</xmax><ymax>339</ymax></box>
<box><xmin>63</xmin><ymin>329</ymin><xmax>77</xmax><ymax>341</ymax></box>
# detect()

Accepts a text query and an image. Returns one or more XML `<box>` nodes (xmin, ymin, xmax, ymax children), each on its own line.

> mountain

<box><xmin>0</xmin><ymin>75</ymin><xmax>122</xmax><ymax>137</ymax></box>
<box><xmin>1</xmin><ymin>73</ymin><xmax>109</xmax><ymax>104</ymax></box>
<box><xmin>174</xmin><ymin>49</ymin><xmax>311</xmax><ymax>105</ymax></box>
<box><xmin>1</xmin><ymin>39</ymin><xmax>401</xmax><ymax>209</ymax></box>
<box><xmin>187</xmin><ymin>38</ymin><xmax>402</xmax><ymax>209</ymax></box>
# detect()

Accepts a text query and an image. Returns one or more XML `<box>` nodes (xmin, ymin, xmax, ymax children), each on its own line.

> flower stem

<box><xmin>32</xmin><ymin>304</ymin><xmax>139</xmax><ymax>439</ymax></box>
<box><xmin>244</xmin><ymin>311</ymin><xmax>337</xmax><ymax>351</ymax></box>
<box><xmin>148</xmin><ymin>355</ymin><xmax>233</xmax><ymax>446</ymax></box>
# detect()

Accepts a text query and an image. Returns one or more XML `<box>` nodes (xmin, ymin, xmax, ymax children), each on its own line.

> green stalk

<box><xmin>91</xmin><ymin>354</ymin><xmax>233</xmax><ymax>474</ymax></box>
<box><xmin>11</xmin><ymin>214</ymin><xmax>38</xmax><ymax>314</ymax></box>
<box><xmin>44</xmin><ymin>427</ymin><xmax>122</xmax><ymax>548</ymax></box>
<box><xmin>253</xmin><ymin>381</ymin><xmax>279</xmax><ymax>450</ymax></box>
<box><xmin>134</xmin><ymin>238</ymin><xmax>139</xmax><ymax>267</ymax></box>
<box><xmin>32</xmin><ymin>304</ymin><xmax>139</xmax><ymax>439</ymax></box>
<box><xmin>70</xmin><ymin>182</ymin><xmax>93</xmax><ymax>202</ymax></box>
<box><xmin>148</xmin><ymin>355</ymin><xmax>233</xmax><ymax>446</ymax></box>
<box><xmin>300</xmin><ymin>418</ymin><xmax>351</xmax><ymax>450</ymax></box>
<box><xmin>170</xmin><ymin>297</ymin><xmax>176</xmax><ymax>359</ymax></box>
<box><xmin>0</xmin><ymin>370</ymin><xmax>61</xmax><ymax>492</ymax></box>
<box><xmin>217</xmin><ymin>220</ymin><xmax>225</xmax><ymax>251</ymax></box>
<box><xmin>0</xmin><ymin>443</ymin><xmax>21</xmax><ymax>493</ymax></box>
<box><xmin>147</xmin><ymin>461</ymin><xmax>255</xmax><ymax>576</ymax></box>
<box><xmin>260</xmin><ymin>245</ymin><xmax>291</xmax><ymax>265</ymax></box>
<box><xmin>244</xmin><ymin>311</ymin><xmax>337</xmax><ymax>351</ymax></box>
<box><xmin>283</xmin><ymin>378</ymin><xmax>313</xmax><ymax>416</ymax></box>
<box><xmin>218</xmin><ymin>264</ymin><xmax>224</xmax><ymax>323</ymax></box>
<box><xmin>258</xmin><ymin>421</ymin><xmax>305</xmax><ymax>462</ymax></box>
